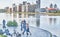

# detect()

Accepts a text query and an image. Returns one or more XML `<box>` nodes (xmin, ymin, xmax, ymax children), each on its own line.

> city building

<box><xmin>9</xmin><ymin>8</ymin><xmax>12</xmax><ymax>13</ymax></box>
<box><xmin>12</xmin><ymin>4</ymin><xmax>17</xmax><ymax>12</ymax></box>
<box><xmin>46</xmin><ymin>4</ymin><xmax>58</xmax><ymax>12</ymax></box>
<box><xmin>4</xmin><ymin>7</ymin><xmax>10</xmax><ymax>13</ymax></box>
<box><xmin>27</xmin><ymin>3</ymin><xmax>31</xmax><ymax>12</ymax></box>
<box><xmin>22</xmin><ymin>1</ymin><xmax>27</xmax><ymax>12</ymax></box>
<box><xmin>35</xmin><ymin>0</ymin><xmax>41</xmax><ymax>12</ymax></box>
<box><xmin>25</xmin><ymin>3</ymin><xmax>29</xmax><ymax>12</ymax></box>
<box><xmin>35</xmin><ymin>8</ymin><xmax>47</xmax><ymax>13</ymax></box>
<box><xmin>18</xmin><ymin>4</ymin><xmax>22</xmax><ymax>12</ymax></box>
<box><xmin>47</xmin><ymin>8</ymin><xmax>57</xmax><ymax>12</ymax></box>
<box><xmin>22</xmin><ymin>1</ymin><xmax>30</xmax><ymax>12</ymax></box>
<box><xmin>22</xmin><ymin>5</ymin><xmax>26</xmax><ymax>12</ymax></box>
<box><xmin>40</xmin><ymin>8</ymin><xmax>47</xmax><ymax>12</ymax></box>
<box><xmin>28</xmin><ymin>4</ymin><xmax>37</xmax><ymax>12</ymax></box>
<box><xmin>50</xmin><ymin>3</ymin><xmax>53</xmax><ymax>8</ymax></box>
<box><xmin>54</xmin><ymin>4</ymin><xmax>57</xmax><ymax>9</ymax></box>
<box><xmin>36</xmin><ymin>0</ymin><xmax>40</xmax><ymax>8</ymax></box>
<box><xmin>4</xmin><ymin>0</ymin><xmax>41</xmax><ymax>18</ymax></box>
<box><xmin>23</xmin><ymin>1</ymin><xmax>27</xmax><ymax>5</ymax></box>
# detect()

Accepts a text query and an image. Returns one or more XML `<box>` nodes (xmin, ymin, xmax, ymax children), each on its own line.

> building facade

<box><xmin>36</xmin><ymin>0</ymin><xmax>40</xmax><ymax>8</ymax></box>
<box><xmin>9</xmin><ymin>8</ymin><xmax>12</xmax><ymax>13</ymax></box>
<box><xmin>50</xmin><ymin>3</ymin><xmax>53</xmax><ymax>8</ymax></box>
<box><xmin>28</xmin><ymin>4</ymin><xmax>37</xmax><ymax>12</ymax></box>
<box><xmin>54</xmin><ymin>4</ymin><xmax>57</xmax><ymax>9</ymax></box>
<box><xmin>5</xmin><ymin>7</ymin><xmax>10</xmax><ymax>13</ymax></box>
<box><xmin>18</xmin><ymin>4</ymin><xmax>22</xmax><ymax>12</ymax></box>
<box><xmin>12</xmin><ymin>4</ymin><xmax>17</xmax><ymax>12</ymax></box>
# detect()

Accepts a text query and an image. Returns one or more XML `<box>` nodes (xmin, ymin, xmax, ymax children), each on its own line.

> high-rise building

<box><xmin>54</xmin><ymin>4</ymin><xmax>57</xmax><ymax>8</ymax></box>
<box><xmin>12</xmin><ymin>4</ymin><xmax>17</xmax><ymax>12</ymax></box>
<box><xmin>22</xmin><ymin>5</ymin><xmax>25</xmax><ymax>12</ymax></box>
<box><xmin>23</xmin><ymin>1</ymin><xmax>27</xmax><ymax>5</ymax></box>
<box><xmin>18</xmin><ymin>4</ymin><xmax>22</xmax><ymax>12</ymax></box>
<box><xmin>28</xmin><ymin>4</ymin><xmax>37</xmax><ymax>12</ymax></box>
<box><xmin>35</xmin><ymin>0</ymin><xmax>41</xmax><ymax>12</ymax></box>
<box><xmin>27</xmin><ymin>3</ymin><xmax>30</xmax><ymax>12</ymax></box>
<box><xmin>22</xmin><ymin>1</ymin><xmax>30</xmax><ymax>12</ymax></box>
<box><xmin>5</xmin><ymin>7</ymin><xmax>9</xmax><ymax>12</ymax></box>
<box><xmin>22</xmin><ymin>1</ymin><xmax>27</xmax><ymax>12</ymax></box>
<box><xmin>10</xmin><ymin>8</ymin><xmax>12</xmax><ymax>13</ymax></box>
<box><xmin>50</xmin><ymin>3</ymin><xmax>53</xmax><ymax>8</ymax></box>
<box><xmin>36</xmin><ymin>0</ymin><xmax>40</xmax><ymax>8</ymax></box>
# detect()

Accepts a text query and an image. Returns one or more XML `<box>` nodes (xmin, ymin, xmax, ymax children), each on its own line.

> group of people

<box><xmin>2</xmin><ymin>19</ymin><xmax>31</xmax><ymax>37</ymax></box>
<box><xmin>21</xmin><ymin>20</ymin><xmax>31</xmax><ymax>35</ymax></box>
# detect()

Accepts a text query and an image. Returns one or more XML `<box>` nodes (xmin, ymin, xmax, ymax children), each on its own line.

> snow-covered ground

<box><xmin>0</xmin><ymin>13</ymin><xmax>60</xmax><ymax>37</ymax></box>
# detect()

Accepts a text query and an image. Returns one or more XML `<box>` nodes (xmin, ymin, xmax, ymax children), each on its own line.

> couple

<box><xmin>21</xmin><ymin>20</ymin><xmax>31</xmax><ymax>35</ymax></box>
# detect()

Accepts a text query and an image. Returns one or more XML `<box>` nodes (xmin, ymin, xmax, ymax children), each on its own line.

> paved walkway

<box><xmin>21</xmin><ymin>26</ymin><xmax>57</xmax><ymax>37</ymax></box>
<box><xmin>0</xmin><ymin>24</ymin><xmax>53</xmax><ymax>37</ymax></box>
<box><xmin>20</xmin><ymin>26</ymin><xmax>52</xmax><ymax>37</ymax></box>
<box><xmin>2</xmin><ymin>24</ymin><xmax>51</xmax><ymax>37</ymax></box>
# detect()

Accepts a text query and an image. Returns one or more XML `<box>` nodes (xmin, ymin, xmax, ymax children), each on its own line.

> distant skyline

<box><xmin>0</xmin><ymin>0</ymin><xmax>60</xmax><ymax>9</ymax></box>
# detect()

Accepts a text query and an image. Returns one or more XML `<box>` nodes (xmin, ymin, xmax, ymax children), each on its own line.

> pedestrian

<box><xmin>16</xmin><ymin>32</ymin><xmax>21</xmax><ymax>37</ymax></box>
<box><xmin>26</xmin><ymin>23</ymin><xmax>31</xmax><ymax>35</ymax></box>
<box><xmin>12</xmin><ymin>29</ymin><xmax>17</xmax><ymax>37</ymax></box>
<box><xmin>2</xmin><ymin>19</ymin><xmax>6</xmax><ymax>28</ymax></box>
<box><xmin>21</xmin><ymin>20</ymin><xmax>24</xmax><ymax>31</ymax></box>
<box><xmin>13</xmin><ymin>29</ymin><xmax>16</xmax><ymax>36</ymax></box>
<box><xmin>4</xmin><ymin>29</ymin><xmax>12</xmax><ymax>37</ymax></box>
<box><xmin>22</xmin><ymin>20</ymin><xmax>26</xmax><ymax>35</ymax></box>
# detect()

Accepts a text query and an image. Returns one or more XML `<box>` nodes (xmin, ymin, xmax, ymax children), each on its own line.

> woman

<box><xmin>21</xmin><ymin>20</ymin><xmax>24</xmax><ymax>31</ymax></box>
<box><xmin>26</xmin><ymin>23</ymin><xmax>31</xmax><ymax>35</ymax></box>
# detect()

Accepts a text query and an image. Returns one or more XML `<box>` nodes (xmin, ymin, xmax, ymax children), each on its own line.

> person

<box><xmin>4</xmin><ymin>29</ymin><xmax>12</xmax><ymax>37</ymax></box>
<box><xmin>26</xmin><ymin>23</ymin><xmax>31</xmax><ymax>35</ymax></box>
<box><xmin>21</xmin><ymin>20</ymin><xmax>24</xmax><ymax>31</ymax></box>
<box><xmin>13</xmin><ymin>29</ymin><xmax>16</xmax><ymax>36</ymax></box>
<box><xmin>22</xmin><ymin>20</ymin><xmax>26</xmax><ymax>35</ymax></box>
<box><xmin>16</xmin><ymin>32</ymin><xmax>21</xmax><ymax>37</ymax></box>
<box><xmin>2</xmin><ymin>19</ymin><xmax>6</xmax><ymax>28</ymax></box>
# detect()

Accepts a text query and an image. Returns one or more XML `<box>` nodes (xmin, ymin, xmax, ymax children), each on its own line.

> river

<box><xmin>0</xmin><ymin>13</ymin><xmax>60</xmax><ymax>37</ymax></box>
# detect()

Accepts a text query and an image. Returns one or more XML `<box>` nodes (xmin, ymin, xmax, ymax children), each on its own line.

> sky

<box><xmin>0</xmin><ymin>0</ymin><xmax>60</xmax><ymax>9</ymax></box>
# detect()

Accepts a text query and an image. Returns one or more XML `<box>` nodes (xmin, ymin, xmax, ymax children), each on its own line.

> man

<box><xmin>22</xmin><ymin>20</ymin><xmax>26</xmax><ymax>35</ymax></box>
<box><xmin>2</xmin><ymin>19</ymin><xmax>6</xmax><ymax>28</ymax></box>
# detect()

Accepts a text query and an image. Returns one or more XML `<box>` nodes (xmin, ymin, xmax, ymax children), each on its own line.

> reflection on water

<box><xmin>36</xmin><ymin>14</ymin><xmax>40</xmax><ymax>27</ymax></box>
<box><xmin>49</xmin><ymin>18</ymin><xmax>56</xmax><ymax>25</ymax></box>
<box><xmin>36</xmin><ymin>19</ymin><xmax>40</xmax><ymax>27</ymax></box>
<box><xmin>49</xmin><ymin>18</ymin><xmax>52</xmax><ymax>24</ymax></box>
<box><xmin>0</xmin><ymin>13</ymin><xmax>60</xmax><ymax>37</ymax></box>
<box><xmin>54</xmin><ymin>18</ymin><xmax>56</xmax><ymax>24</ymax></box>
<box><xmin>40</xmin><ymin>16</ymin><xmax>60</xmax><ymax>37</ymax></box>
